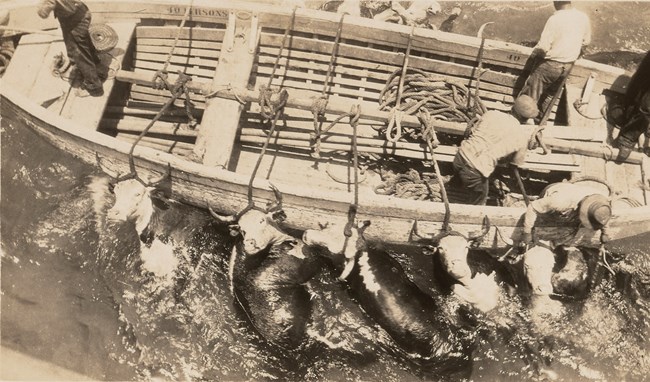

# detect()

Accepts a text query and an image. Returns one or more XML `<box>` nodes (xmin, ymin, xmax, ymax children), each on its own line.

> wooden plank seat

<box><xmin>257</xmin><ymin>31</ymin><xmax>558</xmax><ymax>121</ymax></box>
<box><xmin>114</xmin><ymin>69</ymin><xmax>609</xmax><ymax>169</ymax></box>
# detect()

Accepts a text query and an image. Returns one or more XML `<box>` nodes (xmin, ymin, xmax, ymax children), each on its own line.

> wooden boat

<box><xmin>2</xmin><ymin>0</ymin><xmax>649</xmax><ymax>250</ymax></box>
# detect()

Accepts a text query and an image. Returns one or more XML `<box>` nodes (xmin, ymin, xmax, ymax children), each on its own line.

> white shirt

<box><xmin>523</xmin><ymin>182</ymin><xmax>607</xmax><ymax>233</ymax></box>
<box><xmin>535</xmin><ymin>8</ymin><xmax>591</xmax><ymax>63</ymax></box>
<box><xmin>459</xmin><ymin>110</ymin><xmax>535</xmax><ymax>177</ymax></box>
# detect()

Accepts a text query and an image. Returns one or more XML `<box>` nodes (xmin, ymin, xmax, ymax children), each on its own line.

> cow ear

<box><xmin>151</xmin><ymin>193</ymin><xmax>171</xmax><ymax>210</ymax></box>
<box><xmin>228</xmin><ymin>224</ymin><xmax>241</xmax><ymax>237</ymax></box>
<box><xmin>358</xmin><ymin>220</ymin><xmax>371</xmax><ymax>228</ymax></box>
<box><xmin>271</xmin><ymin>209</ymin><xmax>287</xmax><ymax>223</ymax></box>
<box><xmin>422</xmin><ymin>245</ymin><xmax>437</xmax><ymax>256</ymax></box>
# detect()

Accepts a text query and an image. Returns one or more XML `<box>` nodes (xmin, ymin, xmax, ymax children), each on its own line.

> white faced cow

<box><xmin>412</xmin><ymin>217</ymin><xmax>500</xmax><ymax>313</ymax></box>
<box><xmin>98</xmin><ymin>154</ymin><xmax>180</xmax><ymax>281</ymax></box>
<box><xmin>303</xmin><ymin>220</ymin><xmax>474</xmax><ymax>377</ymax></box>
<box><xmin>208</xmin><ymin>185</ymin><xmax>322</xmax><ymax>350</ymax></box>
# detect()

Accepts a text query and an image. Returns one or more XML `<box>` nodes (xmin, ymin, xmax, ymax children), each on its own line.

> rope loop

<box><xmin>386</xmin><ymin>107</ymin><xmax>404</xmax><ymax>143</ymax></box>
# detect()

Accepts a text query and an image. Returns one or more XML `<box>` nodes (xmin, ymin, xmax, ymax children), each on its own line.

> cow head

<box><xmin>411</xmin><ymin>216</ymin><xmax>491</xmax><ymax>285</ymax></box>
<box><xmin>303</xmin><ymin>220</ymin><xmax>371</xmax><ymax>280</ymax></box>
<box><xmin>98</xmin><ymin>153</ymin><xmax>170</xmax><ymax>235</ymax></box>
<box><xmin>209</xmin><ymin>184</ymin><xmax>291</xmax><ymax>256</ymax></box>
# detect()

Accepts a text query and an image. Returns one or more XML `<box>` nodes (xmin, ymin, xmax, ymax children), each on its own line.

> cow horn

<box><xmin>96</xmin><ymin>152</ymin><xmax>136</xmax><ymax>183</ymax></box>
<box><xmin>338</xmin><ymin>257</ymin><xmax>355</xmax><ymax>281</ymax></box>
<box><xmin>410</xmin><ymin>219</ymin><xmax>447</xmax><ymax>243</ymax></box>
<box><xmin>467</xmin><ymin>216</ymin><xmax>491</xmax><ymax>241</ymax></box>
<box><xmin>207</xmin><ymin>203</ymin><xmax>237</xmax><ymax>223</ymax></box>
<box><xmin>143</xmin><ymin>163</ymin><xmax>171</xmax><ymax>187</ymax></box>
<box><xmin>265</xmin><ymin>182</ymin><xmax>283</xmax><ymax>212</ymax></box>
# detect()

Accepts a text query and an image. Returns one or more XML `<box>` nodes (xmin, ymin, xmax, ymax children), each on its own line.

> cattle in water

<box><xmin>412</xmin><ymin>217</ymin><xmax>501</xmax><ymax>313</ymax></box>
<box><xmin>99</xmin><ymin>154</ymin><xmax>196</xmax><ymax>283</ymax></box>
<box><xmin>523</xmin><ymin>243</ymin><xmax>592</xmax><ymax>318</ymax></box>
<box><xmin>208</xmin><ymin>185</ymin><xmax>322</xmax><ymax>350</ymax></box>
<box><xmin>302</xmin><ymin>221</ymin><xmax>475</xmax><ymax>377</ymax></box>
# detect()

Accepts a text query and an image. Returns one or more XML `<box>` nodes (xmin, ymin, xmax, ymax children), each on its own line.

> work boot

<box><xmin>615</xmin><ymin>144</ymin><xmax>632</xmax><ymax>162</ymax></box>
<box><xmin>76</xmin><ymin>82</ymin><xmax>104</xmax><ymax>97</ymax></box>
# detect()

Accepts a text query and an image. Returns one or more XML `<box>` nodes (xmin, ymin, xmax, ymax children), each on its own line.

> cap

<box><xmin>513</xmin><ymin>95</ymin><xmax>540</xmax><ymax>119</ymax></box>
<box><xmin>578</xmin><ymin>194</ymin><xmax>611</xmax><ymax>230</ymax></box>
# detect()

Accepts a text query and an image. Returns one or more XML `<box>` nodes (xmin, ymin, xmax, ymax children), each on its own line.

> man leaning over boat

<box><xmin>452</xmin><ymin>95</ymin><xmax>541</xmax><ymax>205</ymax></box>
<box><xmin>518</xmin><ymin>182</ymin><xmax>612</xmax><ymax>315</ymax></box>
<box><xmin>37</xmin><ymin>0</ymin><xmax>104</xmax><ymax>97</ymax></box>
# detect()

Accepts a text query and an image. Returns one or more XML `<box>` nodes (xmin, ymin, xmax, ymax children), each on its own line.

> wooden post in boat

<box><xmin>193</xmin><ymin>11</ymin><xmax>259</xmax><ymax>167</ymax></box>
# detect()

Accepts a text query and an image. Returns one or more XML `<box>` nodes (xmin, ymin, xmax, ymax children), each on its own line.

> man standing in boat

<box><xmin>452</xmin><ymin>95</ymin><xmax>541</xmax><ymax>205</ymax></box>
<box><xmin>37</xmin><ymin>0</ymin><xmax>104</xmax><ymax>97</ymax></box>
<box><xmin>520</xmin><ymin>1</ymin><xmax>591</xmax><ymax>118</ymax></box>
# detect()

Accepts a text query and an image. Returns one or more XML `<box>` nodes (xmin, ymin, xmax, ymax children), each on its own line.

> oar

<box><xmin>0</xmin><ymin>25</ymin><xmax>59</xmax><ymax>37</ymax></box>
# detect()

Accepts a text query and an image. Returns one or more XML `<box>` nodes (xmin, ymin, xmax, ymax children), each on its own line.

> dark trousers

<box><xmin>521</xmin><ymin>60</ymin><xmax>572</xmax><ymax>117</ymax></box>
<box><xmin>615</xmin><ymin>98</ymin><xmax>649</xmax><ymax>150</ymax></box>
<box><xmin>58</xmin><ymin>4</ymin><xmax>101</xmax><ymax>91</ymax></box>
<box><xmin>453</xmin><ymin>153</ymin><xmax>489</xmax><ymax>205</ymax></box>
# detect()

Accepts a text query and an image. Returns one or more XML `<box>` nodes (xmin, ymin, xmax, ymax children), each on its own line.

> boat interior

<box><xmin>3</xmin><ymin>5</ymin><xmax>649</xmax><ymax>209</ymax></box>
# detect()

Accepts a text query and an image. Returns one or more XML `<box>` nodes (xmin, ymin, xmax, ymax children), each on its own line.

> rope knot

<box><xmin>259</xmin><ymin>85</ymin><xmax>288</xmax><ymax>121</ymax></box>
<box><xmin>417</xmin><ymin>107</ymin><xmax>439</xmax><ymax>149</ymax></box>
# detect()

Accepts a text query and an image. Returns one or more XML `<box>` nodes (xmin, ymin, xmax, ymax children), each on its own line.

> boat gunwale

<box><xmin>1</xmin><ymin>1</ymin><xmax>648</xmax><ymax>248</ymax></box>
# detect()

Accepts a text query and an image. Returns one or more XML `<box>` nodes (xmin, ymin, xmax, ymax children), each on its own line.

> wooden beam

<box><xmin>116</xmin><ymin>69</ymin><xmax>644</xmax><ymax>164</ymax></box>
<box><xmin>192</xmin><ymin>11</ymin><xmax>258</xmax><ymax>167</ymax></box>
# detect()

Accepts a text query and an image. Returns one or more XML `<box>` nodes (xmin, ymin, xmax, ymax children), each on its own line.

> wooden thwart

<box><xmin>192</xmin><ymin>12</ymin><xmax>259</xmax><ymax>167</ymax></box>
<box><xmin>115</xmin><ymin>69</ymin><xmax>642</xmax><ymax>164</ymax></box>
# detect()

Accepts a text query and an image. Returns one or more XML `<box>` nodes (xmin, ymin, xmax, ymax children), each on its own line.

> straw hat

<box><xmin>578</xmin><ymin>194</ymin><xmax>611</xmax><ymax>230</ymax></box>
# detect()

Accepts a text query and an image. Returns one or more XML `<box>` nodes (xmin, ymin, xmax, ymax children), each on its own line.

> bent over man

<box><xmin>520</xmin><ymin>1</ymin><xmax>591</xmax><ymax>116</ymax></box>
<box><xmin>519</xmin><ymin>181</ymin><xmax>611</xmax><ymax>312</ymax></box>
<box><xmin>37</xmin><ymin>0</ymin><xmax>103</xmax><ymax>97</ymax></box>
<box><xmin>452</xmin><ymin>95</ymin><xmax>540</xmax><ymax>205</ymax></box>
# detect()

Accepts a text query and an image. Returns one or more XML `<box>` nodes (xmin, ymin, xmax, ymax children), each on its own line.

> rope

<box><xmin>245</xmin><ymin>9</ymin><xmax>301</xmax><ymax>203</ymax></box>
<box><xmin>162</xmin><ymin>0</ymin><xmax>194</xmax><ymax>73</ymax></box>
<box><xmin>379</xmin><ymin>69</ymin><xmax>483</xmax><ymax>141</ymax></box>
<box><xmin>344</xmin><ymin>104</ymin><xmax>361</xmax><ymax>237</ymax></box>
<box><xmin>573</xmin><ymin>100</ymin><xmax>604</xmax><ymax>120</ymax></box>
<box><xmin>129</xmin><ymin>74</ymin><xmax>193</xmax><ymax>157</ymax></box>
<box><xmin>267</xmin><ymin>7</ymin><xmax>297</xmax><ymax>89</ymax></box>
<box><xmin>386</xmin><ymin>25</ymin><xmax>415</xmax><ymax>143</ymax></box>
<box><xmin>418</xmin><ymin>107</ymin><xmax>451</xmax><ymax>231</ymax></box>
<box><xmin>310</xmin><ymin>13</ymin><xmax>346</xmax><ymax>158</ymax></box>
<box><xmin>599</xmin><ymin>244</ymin><xmax>615</xmax><ymax>276</ymax></box>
